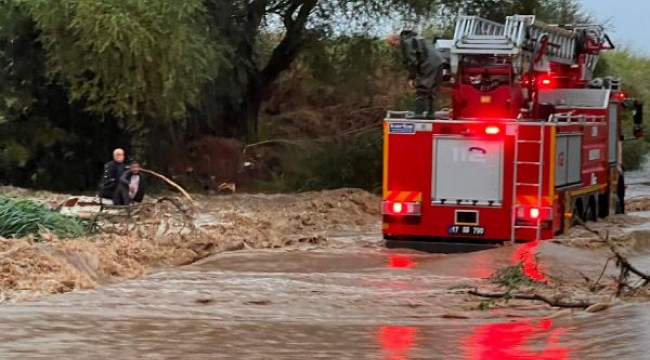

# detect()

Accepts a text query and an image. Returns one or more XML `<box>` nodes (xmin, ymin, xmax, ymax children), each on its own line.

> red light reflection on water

<box><xmin>388</xmin><ymin>254</ymin><xmax>416</xmax><ymax>269</ymax></box>
<box><xmin>466</xmin><ymin>252</ymin><xmax>495</xmax><ymax>278</ymax></box>
<box><xmin>378</xmin><ymin>326</ymin><xmax>417</xmax><ymax>360</ymax></box>
<box><xmin>513</xmin><ymin>241</ymin><xmax>548</xmax><ymax>283</ymax></box>
<box><xmin>463</xmin><ymin>319</ymin><xmax>570</xmax><ymax>360</ymax></box>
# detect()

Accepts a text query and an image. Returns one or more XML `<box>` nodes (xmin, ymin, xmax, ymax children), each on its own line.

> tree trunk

<box><xmin>201</xmin><ymin>0</ymin><xmax>318</xmax><ymax>142</ymax></box>
<box><xmin>226</xmin><ymin>76</ymin><xmax>264</xmax><ymax>142</ymax></box>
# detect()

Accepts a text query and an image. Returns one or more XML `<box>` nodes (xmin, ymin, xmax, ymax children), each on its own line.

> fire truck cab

<box><xmin>382</xmin><ymin>15</ymin><xmax>643</xmax><ymax>251</ymax></box>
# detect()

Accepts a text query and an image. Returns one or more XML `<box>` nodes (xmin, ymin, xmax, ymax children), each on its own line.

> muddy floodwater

<box><xmin>2</xmin><ymin>244</ymin><xmax>650</xmax><ymax>359</ymax></box>
<box><xmin>4</xmin><ymin>172</ymin><xmax>650</xmax><ymax>358</ymax></box>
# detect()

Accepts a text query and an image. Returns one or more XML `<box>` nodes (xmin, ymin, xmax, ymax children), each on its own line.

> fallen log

<box><xmin>468</xmin><ymin>290</ymin><xmax>595</xmax><ymax>309</ymax></box>
<box><xmin>141</xmin><ymin>168</ymin><xmax>195</xmax><ymax>204</ymax></box>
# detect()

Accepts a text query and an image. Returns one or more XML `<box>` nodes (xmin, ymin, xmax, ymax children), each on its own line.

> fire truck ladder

<box><xmin>511</xmin><ymin>123</ymin><xmax>546</xmax><ymax>243</ymax></box>
<box><xmin>451</xmin><ymin>15</ymin><xmax>585</xmax><ymax>69</ymax></box>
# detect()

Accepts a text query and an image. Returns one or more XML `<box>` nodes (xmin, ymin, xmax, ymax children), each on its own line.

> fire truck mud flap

<box><xmin>385</xmin><ymin>238</ymin><xmax>501</xmax><ymax>253</ymax></box>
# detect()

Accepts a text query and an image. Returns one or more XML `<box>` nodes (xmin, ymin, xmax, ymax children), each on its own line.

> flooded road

<box><xmin>2</xmin><ymin>246</ymin><xmax>650</xmax><ymax>359</ymax></box>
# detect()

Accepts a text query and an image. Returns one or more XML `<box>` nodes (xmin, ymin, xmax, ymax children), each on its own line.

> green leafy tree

<box><xmin>0</xmin><ymin>1</ymin><xmax>128</xmax><ymax>190</ymax></box>
<box><xmin>19</xmin><ymin>0</ymin><xmax>225</xmax><ymax>121</ymax></box>
<box><xmin>0</xmin><ymin>1</ymin><xmax>40</xmax><ymax>124</ymax></box>
<box><xmin>12</xmin><ymin>0</ymin><xmax>437</xmax><ymax>142</ymax></box>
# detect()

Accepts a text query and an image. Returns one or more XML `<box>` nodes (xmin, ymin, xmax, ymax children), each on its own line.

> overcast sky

<box><xmin>579</xmin><ymin>0</ymin><xmax>648</xmax><ymax>54</ymax></box>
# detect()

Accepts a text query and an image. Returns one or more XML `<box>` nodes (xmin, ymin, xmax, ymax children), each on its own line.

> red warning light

<box><xmin>537</xmin><ymin>75</ymin><xmax>553</xmax><ymax>87</ymax></box>
<box><xmin>391</xmin><ymin>202</ymin><xmax>404</xmax><ymax>214</ymax></box>
<box><xmin>530</xmin><ymin>208</ymin><xmax>540</xmax><ymax>219</ymax></box>
<box><xmin>485</xmin><ymin>126</ymin><xmax>500</xmax><ymax>135</ymax></box>
<box><xmin>617</xmin><ymin>92</ymin><xmax>627</xmax><ymax>101</ymax></box>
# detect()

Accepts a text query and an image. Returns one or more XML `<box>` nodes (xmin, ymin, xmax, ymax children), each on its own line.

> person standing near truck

<box><xmin>617</xmin><ymin>164</ymin><xmax>625</xmax><ymax>214</ymax></box>
<box><xmin>387</xmin><ymin>30</ymin><xmax>446</xmax><ymax>118</ymax></box>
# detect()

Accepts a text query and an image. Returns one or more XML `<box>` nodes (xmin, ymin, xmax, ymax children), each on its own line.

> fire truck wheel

<box><xmin>584</xmin><ymin>195</ymin><xmax>598</xmax><ymax>222</ymax></box>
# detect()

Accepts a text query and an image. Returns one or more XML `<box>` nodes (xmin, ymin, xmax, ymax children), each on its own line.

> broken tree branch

<box><xmin>593</xmin><ymin>257</ymin><xmax>611</xmax><ymax>291</ymax></box>
<box><xmin>571</xmin><ymin>217</ymin><xmax>650</xmax><ymax>294</ymax></box>
<box><xmin>605</xmin><ymin>235</ymin><xmax>650</xmax><ymax>287</ymax></box>
<box><xmin>468</xmin><ymin>290</ymin><xmax>594</xmax><ymax>309</ymax></box>
<box><xmin>141</xmin><ymin>168</ymin><xmax>195</xmax><ymax>205</ymax></box>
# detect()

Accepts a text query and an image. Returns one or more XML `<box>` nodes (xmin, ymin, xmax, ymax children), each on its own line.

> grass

<box><xmin>0</xmin><ymin>195</ymin><xmax>86</xmax><ymax>240</ymax></box>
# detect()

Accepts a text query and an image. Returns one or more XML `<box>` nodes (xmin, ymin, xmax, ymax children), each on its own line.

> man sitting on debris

<box><xmin>116</xmin><ymin>162</ymin><xmax>145</xmax><ymax>206</ymax></box>
<box><xmin>98</xmin><ymin>148</ymin><xmax>126</xmax><ymax>203</ymax></box>
<box><xmin>387</xmin><ymin>30</ymin><xmax>446</xmax><ymax>118</ymax></box>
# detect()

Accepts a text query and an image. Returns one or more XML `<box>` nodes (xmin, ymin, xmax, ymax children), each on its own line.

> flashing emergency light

<box><xmin>529</xmin><ymin>207</ymin><xmax>540</xmax><ymax>220</ymax></box>
<box><xmin>485</xmin><ymin>126</ymin><xmax>500</xmax><ymax>135</ymax></box>
<box><xmin>617</xmin><ymin>92</ymin><xmax>627</xmax><ymax>101</ymax></box>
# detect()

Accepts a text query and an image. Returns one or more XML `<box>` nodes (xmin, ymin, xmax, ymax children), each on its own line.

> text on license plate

<box><xmin>447</xmin><ymin>225</ymin><xmax>485</xmax><ymax>236</ymax></box>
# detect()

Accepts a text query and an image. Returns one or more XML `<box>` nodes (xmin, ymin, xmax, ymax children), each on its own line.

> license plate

<box><xmin>447</xmin><ymin>225</ymin><xmax>485</xmax><ymax>236</ymax></box>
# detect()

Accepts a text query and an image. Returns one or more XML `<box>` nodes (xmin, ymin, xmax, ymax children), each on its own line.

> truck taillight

<box><xmin>516</xmin><ymin>206</ymin><xmax>552</xmax><ymax>221</ymax></box>
<box><xmin>383</xmin><ymin>201</ymin><xmax>421</xmax><ymax>216</ymax></box>
<box><xmin>392</xmin><ymin>202</ymin><xmax>404</xmax><ymax>214</ymax></box>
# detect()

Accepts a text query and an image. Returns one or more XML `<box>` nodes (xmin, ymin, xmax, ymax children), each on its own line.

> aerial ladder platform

<box><xmin>437</xmin><ymin>15</ymin><xmax>613</xmax><ymax>79</ymax></box>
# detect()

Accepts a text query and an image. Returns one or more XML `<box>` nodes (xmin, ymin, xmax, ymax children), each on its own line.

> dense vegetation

<box><xmin>0</xmin><ymin>196</ymin><xmax>86</xmax><ymax>239</ymax></box>
<box><xmin>0</xmin><ymin>0</ymin><xmax>647</xmax><ymax>192</ymax></box>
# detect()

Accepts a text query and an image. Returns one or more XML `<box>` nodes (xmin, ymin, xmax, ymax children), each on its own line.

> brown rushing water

<box><xmin>4</xmin><ymin>179</ymin><xmax>650</xmax><ymax>359</ymax></box>
<box><xmin>2</xmin><ymin>243</ymin><xmax>650</xmax><ymax>360</ymax></box>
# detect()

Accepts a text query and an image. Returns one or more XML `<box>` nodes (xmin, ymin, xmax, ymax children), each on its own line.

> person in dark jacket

<box><xmin>98</xmin><ymin>148</ymin><xmax>126</xmax><ymax>203</ymax></box>
<box><xmin>616</xmin><ymin>165</ymin><xmax>625</xmax><ymax>214</ymax></box>
<box><xmin>387</xmin><ymin>30</ymin><xmax>445</xmax><ymax>118</ymax></box>
<box><xmin>115</xmin><ymin>162</ymin><xmax>145</xmax><ymax>206</ymax></box>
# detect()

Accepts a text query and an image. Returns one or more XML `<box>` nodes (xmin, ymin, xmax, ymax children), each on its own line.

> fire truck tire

<box><xmin>598</xmin><ymin>193</ymin><xmax>610</xmax><ymax>218</ymax></box>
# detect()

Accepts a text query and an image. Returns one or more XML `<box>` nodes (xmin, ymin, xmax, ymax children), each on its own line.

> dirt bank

<box><xmin>0</xmin><ymin>188</ymin><xmax>381</xmax><ymax>303</ymax></box>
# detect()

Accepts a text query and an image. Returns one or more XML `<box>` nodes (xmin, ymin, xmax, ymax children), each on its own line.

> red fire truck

<box><xmin>382</xmin><ymin>15</ymin><xmax>644</xmax><ymax>251</ymax></box>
